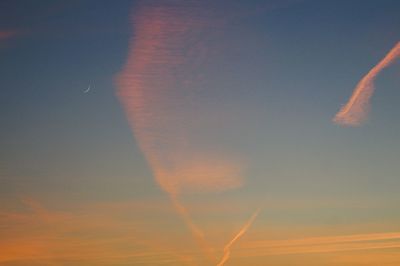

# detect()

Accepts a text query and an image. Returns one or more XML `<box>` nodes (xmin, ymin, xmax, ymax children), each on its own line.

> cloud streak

<box><xmin>217</xmin><ymin>208</ymin><xmax>260</xmax><ymax>266</ymax></box>
<box><xmin>333</xmin><ymin>41</ymin><xmax>400</xmax><ymax>126</ymax></box>
<box><xmin>234</xmin><ymin>231</ymin><xmax>400</xmax><ymax>258</ymax></box>
<box><xmin>0</xmin><ymin>198</ymin><xmax>201</xmax><ymax>265</ymax></box>
<box><xmin>4</xmin><ymin>199</ymin><xmax>399</xmax><ymax>265</ymax></box>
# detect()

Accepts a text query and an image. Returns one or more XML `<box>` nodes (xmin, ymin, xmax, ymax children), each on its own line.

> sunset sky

<box><xmin>1</xmin><ymin>0</ymin><xmax>400</xmax><ymax>265</ymax></box>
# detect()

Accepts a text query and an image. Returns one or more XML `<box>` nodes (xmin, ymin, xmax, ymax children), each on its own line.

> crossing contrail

<box><xmin>217</xmin><ymin>208</ymin><xmax>261</xmax><ymax>266</ymax></box>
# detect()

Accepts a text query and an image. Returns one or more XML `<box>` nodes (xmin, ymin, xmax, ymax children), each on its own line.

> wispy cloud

<box><xmin>333</xmin><ymin>41</ymin><xmax>400</xmax><ymax>126</ymax></box>
<box><xmin>235</xmin><ymin>231</ymin><xmax>400</xmax><ymax>258</ymax></box>
<box><xmin>115</xmin><ymin>1</ymin><xmax>246</xmax><ymax>261</ymax></box>
<box><xmin>5</xmin><ymin>199</ymin><xmax>397</xmax><ymax>265</ymax></box>
<box><xmin>116</xmin><ymin>1</ymin><xmax>243</xmax><ymax>196</ymax></box>
<box><xmin>0</xmin><ymin>198</ymin><xmax>200</xmax><ymax>265</ymax></box>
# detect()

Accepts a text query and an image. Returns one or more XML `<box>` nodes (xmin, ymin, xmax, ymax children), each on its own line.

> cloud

<box><xmin>333</xmin><ymin>41</ymin><xmax>400</xmax><ymax>126</ymax></box>
<box><xmin>0</xmin><ymin>198</ymin><xmax>200</xmax><ymax>265</ymax></box>
<box><xmin>115</xmin><ymin>2</ymin><xmax>244</xmax><ymax>196</ymax></box>
<box><xmin>0</xmin><ymin>30</ymin><xmax>19</xmax><ymax>40</ymax></box>
<box><xmin>115</xmin><ymin>1</ymin><xmax>247</xmax><ymax>261</ymax></box>
<box><xmin>3</xmin><ymin>198</ymin><xmax>398</xmax><ymax>265</ymax></box>
<box><xmin>233</xmin><ymin>231</ymin><xmax>400</xmax><ymax>258</ymax></box>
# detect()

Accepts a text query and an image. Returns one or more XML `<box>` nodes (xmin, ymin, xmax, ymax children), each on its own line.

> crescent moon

<box><xmin>84</xmin><ymin>85</ymin><xmax>91</xmax><ymax>93</ymax></box>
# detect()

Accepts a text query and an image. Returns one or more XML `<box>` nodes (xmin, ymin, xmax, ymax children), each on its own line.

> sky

<box><xmin>1</xmin><ymin>0</ymin><xmax>400</xmax><ymax>265</ymax></box>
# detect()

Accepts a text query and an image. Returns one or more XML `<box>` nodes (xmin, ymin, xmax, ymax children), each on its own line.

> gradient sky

<box><xmin>1</xmin><ymin>0</ymin><xmax>400</xmax><ymax>265</ymax></box>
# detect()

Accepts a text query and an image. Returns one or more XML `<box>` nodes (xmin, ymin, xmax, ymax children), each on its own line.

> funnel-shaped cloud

<box><xmin>116</xmin><ymin>1</ymin><xmax>243</xmax><ymax>196</ymax></box>
<box><xmin>333</xmin><ymin>41</ymin><xmax>400</xmax><ymax>126</ymax></box>
<box><xmin>116</xmin><ymin>0</ymin><xmax>247</xmax><ymax>261</ymax></box>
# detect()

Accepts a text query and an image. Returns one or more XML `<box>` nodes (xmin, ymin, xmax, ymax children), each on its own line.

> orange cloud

<box><xmin>0</xmin><ymin>198</ymin><xmax>200</xmax><ymax>265</ymax></box>
<box><xmin>333</xmin><ymin>41</ymin><xmax>400</xmax><ymax>126</ymax></box>
<box><xmin>234</xmin><ymin>231</ymin><xmax>400</xmax><ymax>258</ymax></box>
<box><xmin>331</xmin><ymin>251</ymin><xmax>400</xmax><ymax>265</ymax></box>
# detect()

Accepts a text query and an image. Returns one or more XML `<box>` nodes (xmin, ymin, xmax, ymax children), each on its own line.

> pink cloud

<box><xmin>333</xmin><ymin>41</ymin><xmax>400</xmax><ymax>126</ymax></box>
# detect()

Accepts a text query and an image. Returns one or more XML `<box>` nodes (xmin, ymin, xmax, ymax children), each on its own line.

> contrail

<box><xmin>170</xmin><ymin>195</ymin><xmax>217</xmax><ymax>262</ymax></box>
<box><xmin>333</xmin><ymin>41</ymin><xmax>400</xmax><ymax>126</ymax></box>
<box><xmin>216</xmin><ymin>208</ymin><xmax>261</xmax><ymax>266</ymax></box>
<box><xmin>116</xmin><ymin>1</ymin><xmax>243</xmax><ymax>262</ymax></box>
